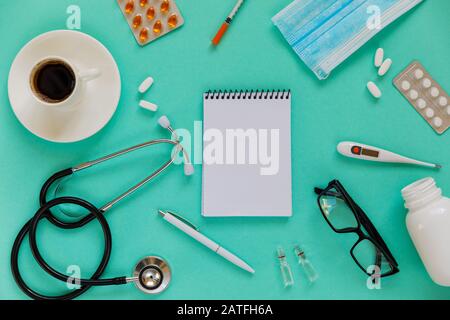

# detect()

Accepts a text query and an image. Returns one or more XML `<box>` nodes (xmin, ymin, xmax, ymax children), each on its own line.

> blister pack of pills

<box><xmin>394</xmin><ymin>61</ymin><xmax>449</xmax><ymax>135</ymax></box>
<box><xmin>117</xmin><ymin>0</ymin><xmax>184</xmax><ymax>46</ymax></box>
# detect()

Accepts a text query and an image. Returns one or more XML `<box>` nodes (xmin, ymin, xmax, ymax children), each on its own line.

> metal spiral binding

<box><xmin>204</xmin><ymin>89</ymin><xmax>291</xmax><ymax>100</ymax></box>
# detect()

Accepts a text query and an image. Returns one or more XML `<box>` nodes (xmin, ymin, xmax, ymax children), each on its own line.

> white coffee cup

<box><xmin>29</xmin><ymin>56</ymin><xmax>101</xmax><ymax>109</ymax></box>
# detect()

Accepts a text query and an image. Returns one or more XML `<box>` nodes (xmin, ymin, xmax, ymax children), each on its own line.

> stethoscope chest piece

<box><xmin>133</xmin><ymin>256</ymin><xmax>171</xmax><ymax>294</ymax></box>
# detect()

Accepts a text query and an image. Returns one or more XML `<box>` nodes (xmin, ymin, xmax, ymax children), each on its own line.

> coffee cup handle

<box><xmin>79</xmin><ymin>68</ymin><xmax>101</xmax><ymax>82</ymax></box>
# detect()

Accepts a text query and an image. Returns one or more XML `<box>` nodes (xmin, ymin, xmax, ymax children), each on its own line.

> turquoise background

<box><xmin>0</xmin><ymin>0</ymin><xmax>449</xmax><ymax>300</ymax></box>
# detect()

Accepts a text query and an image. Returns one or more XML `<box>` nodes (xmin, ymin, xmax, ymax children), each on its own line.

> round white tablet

<box><xmin>417</xmin><ymin>98</ymin><xmax>427</xmax><ymax>109</ymax></box>
<box><xmin>425</xmin><ymin>108</ymin><xmax>434</xmax><ymax>118</ymax></box>
<box><xmin>430</xmin><ymin>87</ymin><xmax>439</xmax><ymax>98</ymax></box>
<box><xmin>438</xmin><ymin>96</ymin><xmax>448</xmax><ymax>107</ymax></box>
<box><xmin>433</xmin><ymin>117</ymin><xmax>443</xmax><ymax>128</ymax></box>
<box><xmin>422</xmin><ymin>78</ymin><xmax>432</xmax><ymax>88</ymax></box>
<box><xmin>409</xmin><ymin>90</ymin><xmax>419</xmax><ymax>100</ymax></box>
<box><xmin>401</xmin><ymin>80</ymin><xmax>411</xmax><ymax>91</ymax></box>
<box><xmin>414</xmin><ymin>69</ymin><xmax>424</xmax><ymax>79</ymax></box>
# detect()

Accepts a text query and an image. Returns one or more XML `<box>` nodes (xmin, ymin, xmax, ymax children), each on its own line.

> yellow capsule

<box><xmin>146</xmin><ymin>6</ymin><xmax>155</xmax><ymax>20</ymax></box>
<box><xmin>167</xmin><ymin>13</ymin><xmax>178</xmax><ymax>29</ymax></box>
<box><xmin>139</xmin><ymin>0</ymin><xmax>148</xmax><ymax>7</ymax></box>
<box><xmin>139</xmin><ymin>27</ymin><xmax>149</xmax><ymax>43</ymax></box>
<box><xmin>132</xmin><ymin>15</ymin><xmax>142</xmax><ymax>29</ymax></box>
<box><xmin>124</xmin><ymin>0</ymin><xmax>134</xmax><ymax>14</ymax></box>
<box><xmin>153</xmin><ymin>20</ymin><xmax>163</xmax><ymax>35</ymax></box>
<box><xmin>160</xmin><ymin>0</ymin><xmax>170</xmax><ymax>13</ymax></box>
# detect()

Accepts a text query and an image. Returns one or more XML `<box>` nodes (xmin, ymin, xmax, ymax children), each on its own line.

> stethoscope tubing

<box><xmin>11</xmin><ymin>137</ymin><xmax>189</xmax><ymax>300</ymax></box>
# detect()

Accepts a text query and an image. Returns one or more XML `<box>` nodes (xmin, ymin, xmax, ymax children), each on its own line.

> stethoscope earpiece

<box><xmin>132</xmin><ymin>256</ymin><xmax>171</xmax><ymax>294</ymax></box>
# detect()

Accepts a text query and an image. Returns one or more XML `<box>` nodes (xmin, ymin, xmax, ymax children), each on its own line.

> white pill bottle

<box><xmin>401</xmin><ymin>177</ymin><xmax>450</xmax><ymax>286</ymax></box>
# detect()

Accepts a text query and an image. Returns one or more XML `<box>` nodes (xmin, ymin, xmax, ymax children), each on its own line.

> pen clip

<box><xmin>167</xmin><ymin>210</ymin><xmax>199</xmax><ymax>230</ymax></box>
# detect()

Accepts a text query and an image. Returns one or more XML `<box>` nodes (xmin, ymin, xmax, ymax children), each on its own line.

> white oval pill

<box><xmin>417</xmin><ymin>98</ymin><xmax>427</xmax><ymax>109</ymax></box>
<box><xmin>447</xmin><ymin>106</ymin><xmax>450</xmax><ymax>115</ymax></box>
<box><xmin>138</xmin><ymin>77</ymin><xmax>154</xmax><ymax>94</ymax></box>
<box><xmin>367</xmin><ymin>81</ymin><xmax>381</xmax><ymax>99</ymax></box>
<box><xmin>438</xmin><ymin>96</ymin><xmax>448</xmax><ymax>107</ymax></box>
<box><xmin>414</xmin><ymin>69</ymin><xmax>424</xmax><ymax>79</ymax></box>
<box><xmin>425</xmin><ymin>108</ymin><xmax>434</xmax><ymax>118</ymax></box>
<box><xmin>422</xmin><ymin>78</ymin><xmax>431</xmax><ymax>88</ymax></box>
<box><xmin>401</xmin><ymin>80</ymin><xmax>411</xmax><ymax>91</ymax></box>
<box><xmin>374</xmin><ymin>48</ymin><xmax>384</xmax><ymax>67</ymax></box>
<box><xmin>378</xmin><ymin>58</ymin><xmax>392</xmax><ymax>76</ymax></box>
<box><xmin>433</xmin><ymin>117</ymin><xmax>443</xmax><ymax>127</ymax></box>
<box><xmin>430</xmin><ymin>87</ymin><xmax>439</xmax><ymax>98</ymax></box>
<box><xmin>139</xmin><ymin>100</ymin><xmax>158</xmax><ymax>112</ymax></box>
<box><xmin>409</xmin><ymin>90</ymin><xmax>418</xmax><ymax>100</ymax></box>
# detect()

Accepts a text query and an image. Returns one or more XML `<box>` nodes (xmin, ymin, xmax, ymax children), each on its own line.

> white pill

<box><xmin>425</xmin><ymin>108</ymin><xmax>434</xmax><ymax>118</ymax></box>
<box><xmin>138</xmin><ymin>77</ymin><xmax>154</xmax><ymax>94</ymax></box>
<box><xmin>430</xmin><ymin>87</ymin><xmax>439</xmax><ymax>98</ymax></box>
<box><xmin>447</xmin><ymin>106</ymin><xmax>450</xmax><ymax>115</ymax></box>
<box><xmin>433</xmin><ymin>117</ymin><xmax>443</xmax><ymax>127</ymax></box>
<box><xmin>422</xmin><ymin>78</ymin><xmax>431</xmax><ymax>88</ymax></box>
<box><xmin>139</xmin><ymin>100</ymin><xmax>158</xmax><ymax>112</ymax></box>
<box><xmin>374</xmin><ymin>48</ymin><xmax>384</xmax><ymax>67</ymax></box>
<box><xmin>367</xmin><ymin>81</ymin><xmax>382</xmax><ymax>99</ymax></box>
<box><xmin>414</xmin><ymin>69</ymin><xmax>424</xmax><ymax>79</ymax></box>
<box><xmin>409</xmin><ymin>90</ymin><xmax>418</xmax><ymax>100</ymax></box>
<box><xmin>438</xmin><ymin>96</ymin><xmax>448</xmax><ymax>107</ymax></box>
<box><xmin>401</xmin><ymin>80</ymin><xmax>411</xmax><ymax>91</ymax></box>
<box><xmin>417</xmin><ymin>98</ymin><xmax>427</xmax><ymax>109</ymax></box>
<box><xmin>378</xmin><ymin>58</ymin><xmax>392</xmax><ymax>76</ymax></box>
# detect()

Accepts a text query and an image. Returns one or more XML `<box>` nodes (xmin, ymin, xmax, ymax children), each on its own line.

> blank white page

<box><xmin>202</xmin><ymin>91</ymin><xmax>292</xmax><ymax>217</ymax></box>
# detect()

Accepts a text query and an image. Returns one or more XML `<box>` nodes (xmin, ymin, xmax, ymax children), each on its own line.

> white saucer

<box><xmin>8</xmin><ymin>30</ymin><xmax>121</xmax><ymax>143</ymax></box>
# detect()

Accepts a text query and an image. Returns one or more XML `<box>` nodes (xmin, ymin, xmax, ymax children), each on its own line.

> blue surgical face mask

<box><xmin>272</xmin><ymin>0</ymin><xmax>423</xmax><ymax>80</ymax></box>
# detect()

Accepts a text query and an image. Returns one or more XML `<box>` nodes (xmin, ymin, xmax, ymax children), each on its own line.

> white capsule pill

<box><xmin>438</xmin><ymin>96</ymin><xmax>448</xmax><ymax>107</ymax></box>
<box><xmin>139</xmin><ymin>100</ymin><xmax>158</xmax><ymax>112</ymax></box>
<box><xmin>433</xmin><ymin>117</ymin><xmax>443</xmax><ymax>127</ymax></box>
<box><xmin>374</xmin><ymin>48</ymin><xmax>384</xmax><ymax>68</ymax></box>
<box><xmin>417</xmin><ymin>98</ymin><xmax>427</xmax><ymax>109</ymax></box>
<box><xmin>409</xmin><ymin>90</ymin><xmax>418</xmax><ymax>100</ymax></box>
<box><xmin>367</xmin><ymin>81</ymin><xmax>381</xmax><ymax>99</ymax></box>
<box><xmin>138</xmin><ymin>77</ymin><xmax>154</xmax><ymax>94</ymax></box>
<box><xmin>430</xmin><ymin>87</ymin><xmax>439</xmax><ymax>98</ymax></box>
<box><xmin>422</xmin><ymin>78</ymin><xmax>431</xmax><ymax>88</ymax></box>
<box><xmin>425</xmin><ymin>108</ymin><xmax>434</xmax><ymax>118</ymax></box>
<box><xmin>378</xmin><ymin>58</ymin><xmax>392</xmax><ymax>76</ymax></box>
<box><xmin>414</xmin><ymin>69</ymin><xmax>424</xmax><ymax>79</ymax></box>
<box><xmin>401</xmin><ymin>80</ymin><xmax>411</xmax><ymax>91</ymax></box>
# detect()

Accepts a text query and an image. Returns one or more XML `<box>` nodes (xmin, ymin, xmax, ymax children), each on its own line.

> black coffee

<box><xmin>32</xmin><ymin>61</ymin><xmax>76</xmax><ymax>103</ymax></box>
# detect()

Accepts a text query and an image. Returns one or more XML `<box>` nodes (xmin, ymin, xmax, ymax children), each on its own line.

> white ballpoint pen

<box><xmin>158</xmin><ymin>210</ymin><xmax>255</xmax><ymax>274</ymax></box>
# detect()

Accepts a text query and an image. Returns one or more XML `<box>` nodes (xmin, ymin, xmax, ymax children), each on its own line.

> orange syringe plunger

<box><xmin>211</xmin><ymin>0</ymin><xmax>244</xmax><ymax>46</ymax></box>
<box><xmin>212</xmin><ymin>19</ymin><xmax>230</xmax><ymax>46</ymax></box>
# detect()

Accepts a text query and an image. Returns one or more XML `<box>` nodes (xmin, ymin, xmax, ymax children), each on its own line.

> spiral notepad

<box><xmin>202</xmin><ymin>90</ymin><xmax>292</xmax><ymax>217</ymax></box>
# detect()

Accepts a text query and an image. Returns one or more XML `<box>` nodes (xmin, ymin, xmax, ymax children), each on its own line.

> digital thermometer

<box><xmin>337</xmin><ymin>141</ymin><xmax>441</xmax><ymax>169</ymax></box>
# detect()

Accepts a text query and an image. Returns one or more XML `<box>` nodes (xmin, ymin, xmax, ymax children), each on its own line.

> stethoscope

<box><xmin>11</xmin><ymin>116</ymin><xmax>193</xmax><ymax>300</ymax></box>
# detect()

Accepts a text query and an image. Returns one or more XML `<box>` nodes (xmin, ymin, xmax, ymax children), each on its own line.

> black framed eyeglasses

<box><xmin>315</xmin><ymin>180</ymin><xmax>399</xmax><ymax>278</ymax></box>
